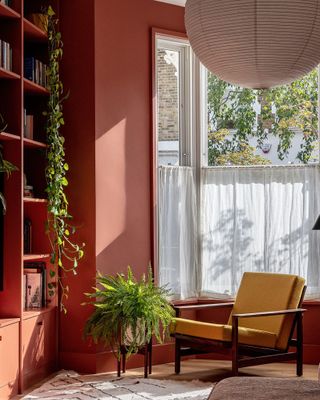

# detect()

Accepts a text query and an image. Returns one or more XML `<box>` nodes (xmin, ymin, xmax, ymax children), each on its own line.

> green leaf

<box><xmin>47</xmin><ymin>6</ymin><xmax>55</xmax><ymax>17</ymax></box>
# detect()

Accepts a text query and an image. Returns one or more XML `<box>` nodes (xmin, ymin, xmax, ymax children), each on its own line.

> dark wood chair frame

<box><xmin>172</xmin><ymin>286</ymin><xmax>306</xmax><ymax>376</ymax></box>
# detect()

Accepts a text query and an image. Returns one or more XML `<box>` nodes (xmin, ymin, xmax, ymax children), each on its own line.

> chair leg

<box><xmin>175</xmin><ymin>339</ymin><xmax>181</xmax><ymax>374</ymax></box>
<box><xmin>232</xmin><ymin>359</ymin><xmax>239</xmax><ymax>376</ymax></box>
<box><xmin>148</xmin><ymin>340</ymin><xmax>152</xmax><ymax>375</ymax></box>
<box><xmin>296</xmin><ymin>312</ymin><xmax>303</xmax><ymax>376</ymax></box>
<box><xmin>232</xmin><ymin>316</ymin><xmax>239</xmax><ymax>376</ymax></box>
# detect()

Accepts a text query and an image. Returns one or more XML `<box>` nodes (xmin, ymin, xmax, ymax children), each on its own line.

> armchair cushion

<box><xmin>172</xmin><ymin>318</ymin><xmax>277</xmax><ymax>348</ymax></box>
<box><xmin>228</xmin><ymin>272</ymin><xmax>305</xmax><ymax>350</ymax></box>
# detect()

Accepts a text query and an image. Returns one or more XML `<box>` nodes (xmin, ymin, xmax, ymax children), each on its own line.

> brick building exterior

<box><xmin>157</xmin><ymin>49</ymin><xmax>179</xmax><ymax>142</ymax></box>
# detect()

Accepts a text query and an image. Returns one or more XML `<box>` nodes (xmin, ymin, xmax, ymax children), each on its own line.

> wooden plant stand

<box><xmin>117</xmin><ymin>340</ymin><xmax>153</xmax><ymax>378</ymax></box>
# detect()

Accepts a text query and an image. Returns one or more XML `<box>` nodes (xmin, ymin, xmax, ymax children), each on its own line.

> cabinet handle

<box><xmin>0</xmin><ymin>336</ymin><xmax>2</xmax><ymax>341</ymax></box>
<box><xmin>37</xmin><ymin>321</ymin><xmax>43</xmax><ymax>326</ymax></box>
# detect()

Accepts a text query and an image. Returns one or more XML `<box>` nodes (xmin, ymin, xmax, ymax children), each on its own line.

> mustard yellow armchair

<box><xmin>171</xmin><ymin>272</ymin><xmax>306</xmax><ymax>376</ymax></box>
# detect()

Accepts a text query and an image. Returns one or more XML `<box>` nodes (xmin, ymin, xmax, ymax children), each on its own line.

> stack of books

<box><xmin>24</xmin><ymin>56</ymin><xmax>47</xmax><ymax>87</ymax></box>
<box><xmin>0</xmin><ymin>40</ymin><xmax>13</xmax><ymax>71</ymax></box>
<box><xmin>23</xmin><ymin>262</ymin><xmax>46</xmax><ymax>309</ymax></box>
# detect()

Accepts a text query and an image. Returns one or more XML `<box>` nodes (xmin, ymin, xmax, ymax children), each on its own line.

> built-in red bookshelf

<box><xmin>0</xmin><ymin>1</ymin><xmax>59</xmax><ymax>397</ymax></box>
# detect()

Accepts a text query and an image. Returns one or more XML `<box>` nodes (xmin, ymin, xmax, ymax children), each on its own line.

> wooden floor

<box><xmin>14</xmin><ymin>360</ymin><xmax>319</xmax><ymax>398</ymax></box>
<box><xmin>127</xmin><ymin>359</ymin><xmax>319</xmax><ymax>382</ymax></box>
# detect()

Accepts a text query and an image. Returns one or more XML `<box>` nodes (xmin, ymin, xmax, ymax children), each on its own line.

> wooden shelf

<box><xmin>23</xmin><ymin>305</ymin><xmax>56</xmax><ymax>320</ymax></box>
<box><xmin>23</xmin><ymin>18</ymin><xmax>47</xmax><ymax>42</ymax></box>
<box><xmin>23</xmin><ymin>78</ymin><xmax>49</xmax><ymax>95</ymax></box>
<box><xmin>23</xmin><ymin>197</ymin><xmax>47</xmax><ymax>204</ymax></box>
<box><xmin>0</xmin><ymin>67</ymin><xmax>20</xmax><ymax>80</ymax></box>
<box><xmin>23</xmin><ymin>137</ymin><xmax>47</xmax><ymax>148</ymax></box>
<box><xmin>0</xmin><ymin>3</ymin><xmax>20</xmax><ymax>19</ymax></box>
<box><xmin>23</xmin><ymin>254</ymin><xmax>50</xmax><ymax>261</ymax></box>
<box><xmin>0</xmin><ymin>318</ymin><xmax>20</xmax><ymax>328</ymax></box>
<box><xmin>0</xmin><ymin>132</ymin><xmax>20</xmax><ymax>141</ymax></box>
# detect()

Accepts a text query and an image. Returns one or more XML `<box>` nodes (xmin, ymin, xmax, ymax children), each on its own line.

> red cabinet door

<box><xmin>0</xmin><ymin>322</ymin><xmax>19</xmax><ymax>388</ymax></box>
<box><xmin>22</xmin><ymin>315</ymin><xmax>45</xmax><ymax>375</ymax></box>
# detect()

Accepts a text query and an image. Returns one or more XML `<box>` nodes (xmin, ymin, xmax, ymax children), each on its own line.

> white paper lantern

<box><xmin>185</xmin><ymin>0</ymin><xmax>320</xmax><ymax>88</ymax></box>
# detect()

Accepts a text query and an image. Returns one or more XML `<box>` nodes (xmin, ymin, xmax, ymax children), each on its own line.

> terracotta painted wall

<box><xmin>94</xmin><ymin>0</ymin><xmax>185</xmax><ymax>276</ymax></box>
<box><xmin>58</xmin><ymin>0</ymin><xmax>97</xmax><ymax>371</ymax></box>
<box><xmin>58</xmin><ymin>0</ymin><xmax>320</xmax><ymax>374</ymax></box>
<box><xmin>59</xmin><ymin>0</ymin><xmax>185</xmax><ymax>373</ymax></box>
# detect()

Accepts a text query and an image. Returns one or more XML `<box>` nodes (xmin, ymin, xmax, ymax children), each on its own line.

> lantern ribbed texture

<box><xmin>185</xmin><ymin>0</ymin><xmax>320</xmax><ymax>88</ymax></box>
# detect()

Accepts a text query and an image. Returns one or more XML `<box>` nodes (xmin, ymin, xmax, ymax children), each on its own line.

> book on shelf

<box><xmin>23</xmin><ymin>109</ymin><xmax>34</xmax><ymax>139</ymax></box>
<box><xmin>0</xmin><ymin>39</ymin><xmax>13</xmax><ymax>71</ymax></box>
<box><xmin>24</xmin><ymin>56</ymin><xmax>47</xmax><ymax>88</ymax></box>
<box><xmin>23</xmin><ymin>218</ymin><xmax>32</xmax><ymax>254</ymax></box>
<box><xmin>23</xmin><ymin>262</ymin><xmax>46</xmax><ymax>309</ymax></box>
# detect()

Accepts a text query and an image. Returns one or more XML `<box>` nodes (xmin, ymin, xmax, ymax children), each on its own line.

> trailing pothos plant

<box><xmin>0</xmin><ymin>114</ymin><xmax>17</xmax><ymax>214</ymax></box>
<box><xmin>44</xmin><ymin>6</ymin><xmax>84</xmax><ymax>313</ymax></box>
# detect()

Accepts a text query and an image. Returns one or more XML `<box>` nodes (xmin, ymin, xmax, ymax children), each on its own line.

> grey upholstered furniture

<box><xmin>209</xmin><ymin>377</ymin><xmax>320</xmax><ymax>400</ymax></box>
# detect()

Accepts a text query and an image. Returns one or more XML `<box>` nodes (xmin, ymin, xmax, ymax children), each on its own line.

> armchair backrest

<box><xmin>228</xmin><ymin>272</ymin><xmax>305</xmax><ymax>350</ymax></box>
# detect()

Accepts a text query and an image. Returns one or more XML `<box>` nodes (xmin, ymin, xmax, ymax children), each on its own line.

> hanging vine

<box><xmin>45</xmin><ymin>6</ymin><xmax>85</xmax><ymax>313</ymax></box>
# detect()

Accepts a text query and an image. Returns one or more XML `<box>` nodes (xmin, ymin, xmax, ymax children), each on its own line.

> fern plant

<box><xmin>84</xmin><ymin>266</ymin><xmax>174</xmax><ymax>360</ymax></box>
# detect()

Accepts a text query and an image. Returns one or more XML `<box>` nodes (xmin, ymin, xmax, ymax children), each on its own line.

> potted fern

<box><xmin>83</xmin><ymin>266</ymin><xmax>174</xmax><ymax>376</ymax></box>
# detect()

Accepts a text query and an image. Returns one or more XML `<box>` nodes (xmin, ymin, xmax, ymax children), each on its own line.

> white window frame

<box><xmin>156</xmin><ymin>35</ymin><xmax>194</xmax><ymax>167</ymax></box>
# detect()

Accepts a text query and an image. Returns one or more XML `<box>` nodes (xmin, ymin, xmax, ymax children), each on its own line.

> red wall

<box><xmin>59</xmin><ymin>0</ymin><xmax>320</xmax><ymax>374</ymax></box>
<box><xmin>95</xmin><ymin>0</ymin><xmax>185</xmax><ymax>277</ymax></box>
<box><xmin>59</xmin><ymin>0</ymin><xmax>185</xmax><ymax>373</ymax></box>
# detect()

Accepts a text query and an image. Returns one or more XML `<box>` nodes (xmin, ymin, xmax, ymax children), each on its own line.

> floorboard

<box><xmin>14</xmin><ymin>360</ymin><xmax>319</xmax><ymax>398</ymax></box>
<box><xmin>126</xmin><ymin>360</ymin><xmax>319</xmax><ymax>382</ymax></box>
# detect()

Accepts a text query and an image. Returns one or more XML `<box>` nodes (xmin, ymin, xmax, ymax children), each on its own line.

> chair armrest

<box><xmin>173</xmin><ymin>302</ymin><xmax>234</xmax><ymax>311</ymax></box>
<box><xmin>232</xmin><ymin>308</ymin><xmax>306</xmax><ymax>319</ymax></box>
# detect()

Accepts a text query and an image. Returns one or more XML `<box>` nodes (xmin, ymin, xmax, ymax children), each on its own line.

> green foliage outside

<box><xmin>207</xmin><ymin>69</ymin><xmax>319</xmax><ymax>166</ymax></box>
<box><xmin>84</xmin><ymin>267</ymin><xmax>174</xmax><ymax>360</ymax></box>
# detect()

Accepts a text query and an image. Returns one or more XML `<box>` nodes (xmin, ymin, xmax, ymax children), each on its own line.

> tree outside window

<box><xmin>207</xmin><ymin>68</ymin><xmax>319</xmax><ymax>166</ymax></box>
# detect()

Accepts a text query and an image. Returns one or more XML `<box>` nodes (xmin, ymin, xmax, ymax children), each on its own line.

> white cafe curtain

<box><xmin>201</xmin><ymin>166</ymin><xmax>320</xmax><ymax>298</ymax></box>
<box><xmin>158</xmin><ymin>166</ymin><xmax>198</xmax><ymax>299</ymax></box>
<box><xmin>158</xmin><ymin>165</ymin><xmax>320</xmax><ymax>299</ymax></box>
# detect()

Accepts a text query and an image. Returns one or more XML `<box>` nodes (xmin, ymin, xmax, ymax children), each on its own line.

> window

<box><xmin>155</xmin><ymin>33</ymin><xmax>320</xmax><ymax>300</ymax></box>
<box><xmin>156</xmin><ymin>37</ymin><xmax>192</xmax><ymax>167</ymax></box>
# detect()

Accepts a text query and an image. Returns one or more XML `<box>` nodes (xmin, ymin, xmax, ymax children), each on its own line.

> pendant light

<box><xmin>185</xmin><ymin>0</ymin><xmax>320</xmax><ymax>89</ymax></box>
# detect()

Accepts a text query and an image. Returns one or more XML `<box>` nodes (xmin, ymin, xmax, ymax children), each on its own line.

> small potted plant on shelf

<box><xmin>0</xmin><ymin>114</ymin><xmax>17</xmax><ymax>214</ymax></box>
<box><xmin>83</xmin><ymin>266</ymin><xmax>174</xmax><ymax>377</ymax></box>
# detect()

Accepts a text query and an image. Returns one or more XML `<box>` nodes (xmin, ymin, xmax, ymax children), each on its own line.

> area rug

<box><xmin>23</xmin><ymin>370</ymin><xmax>213</xmax><ymax>400</ymax></box>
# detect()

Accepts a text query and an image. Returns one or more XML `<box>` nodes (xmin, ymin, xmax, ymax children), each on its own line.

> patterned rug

<box><xmin>23</xmin><ymin>370</ymin><xmax>213</xmax><ymax>400</ymax></box>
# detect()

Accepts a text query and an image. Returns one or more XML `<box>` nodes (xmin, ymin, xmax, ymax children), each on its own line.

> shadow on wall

<box><xmin>201</xmin><ymin>208</ymin><xmax>313</xmax><ymax>296</ymax></box>
<box><xmin>95</xmin><ymin>114</ymin><xmax>151</xmax><ymax>279</ymax></box>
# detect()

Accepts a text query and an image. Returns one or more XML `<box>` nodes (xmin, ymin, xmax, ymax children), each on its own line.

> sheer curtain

<box><xmin>158</xmin><ymin>166</ymin><xmax>198</xmax><ymax>299</ymax></box>
<box><xmin>201</xmin><ymin>165</ymin><xmax>320</xmax><ymax>298</ymax></box>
